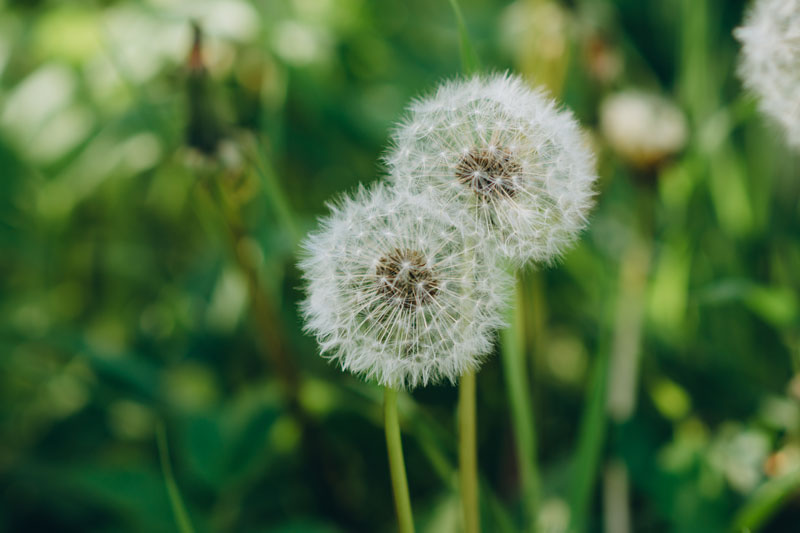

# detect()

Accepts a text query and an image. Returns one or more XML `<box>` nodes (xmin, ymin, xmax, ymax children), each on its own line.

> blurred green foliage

<box><xmin>1</xmin><ymin>0</ymin><xmax>799</xmax><ymax>532</ymax></box>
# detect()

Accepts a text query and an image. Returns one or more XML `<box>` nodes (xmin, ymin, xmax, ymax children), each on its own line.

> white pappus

<box><xmin>299</xmin><ymin>184</ymin><xmax>511</xmax><ymax>390</ymax></box>
<box><xmin>386</xmin><ymin>73</ymin><xmax>597</xmax><ymax>266</ymax></box>
<box><xmin>735</xmin><ymin>0</ymin><xmax>800</xmax><ymax>148</ymax></box>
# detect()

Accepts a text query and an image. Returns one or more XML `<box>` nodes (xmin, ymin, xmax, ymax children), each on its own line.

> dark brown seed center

<box><xmin>375</xmin><ymin>248</ymin><xmax>438</xmax><ymax>309</ymax></box>
<box><xmin>455</xmin><ymin>146</ymin><xmax>522</xmax><ymax>199</ymax></box>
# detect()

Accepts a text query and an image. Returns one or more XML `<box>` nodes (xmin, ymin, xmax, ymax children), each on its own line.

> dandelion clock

<box><xmin>387</xmin><ymin>74</ymin><xmax>597</xmax><ymax>266</ymax></box>
<box><xmin>299</xmin><ymin>184</ymin><xmax>510</xmax><ymax>390</ymax></box>
<box><xmin>735</xmin><ymin>0</ymin><xmax>800</xmax><ymax>148</ymax></box>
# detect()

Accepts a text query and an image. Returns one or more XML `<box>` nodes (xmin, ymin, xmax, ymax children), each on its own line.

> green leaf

<box><xmin>179</xmin><ymin>386</ymin><xmax>282</xmax><ymax>489</ymax></box>
<box><xmin>731</xmin><ymin>469</ymin><xmax>800</xmax><ymax>532</ymax></box>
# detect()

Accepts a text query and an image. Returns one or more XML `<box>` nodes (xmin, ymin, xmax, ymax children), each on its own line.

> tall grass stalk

<box><xmin>195</xmin><ymin>179</ymin><xmax>300</xmax><ymax>398</ymax></box>
<box><xmin>251</xmin><ymin>141</ymin><xmax>302</xmax><ymax>245</ymax></box>
<box><xmin>568</xmin><ymin>346</ymin><xmax>610</xmax><ymax>532</ymax></box>
<box><xmin>156</xmin><ymin>421</ymin><xmax>196</xmax><ymax>533</ymax></box>
<box><xmin>590</xmin><ymin>206</ymin><xmax>651</xmax><ymax>532</ymax></box>
<box><xmin>602</xmin><ymin>460</ymin><xmax>631</xmax><ymax>533</ymax></box>
<box><xmin>501</xmin><ymin>278</ymin><xmax>539</xmax><ymax>532</ymax></box>
<box><xmin>447</xmin><ymin>0</ymin><xmax>480</xmax><ymax>74</ymax></box>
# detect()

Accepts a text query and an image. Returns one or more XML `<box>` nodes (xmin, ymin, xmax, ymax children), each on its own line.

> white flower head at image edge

<box><xmin>299</xmin><ymin>184</ymin><xmax>511</xmax><ymax>389</ymax></box>
<box><xmin>386</xmin><ymin>74</ymin><xmax>597</xmax><ymax>266</ymax></box>
<box><xmin>735</xmin><ymin>0</ymin><xmax>800</xmax><ymax>147</ymax></box>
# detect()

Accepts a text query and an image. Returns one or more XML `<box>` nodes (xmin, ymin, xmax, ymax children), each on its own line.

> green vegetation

<box><xmin>0</xmin><ymin>0</ymin><xmax>798</xmax><ymax>531</ymax></box>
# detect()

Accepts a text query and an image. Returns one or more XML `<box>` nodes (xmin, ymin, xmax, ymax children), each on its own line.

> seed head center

<box><xmin>455</xmin><ymin>146</ymin><xmax>522</xmax><ymax>199</ymax></box>
<box><xmin>375</xmin><ymin>248</ymin><xmax>438</xmax><ymax>309</ymax></box>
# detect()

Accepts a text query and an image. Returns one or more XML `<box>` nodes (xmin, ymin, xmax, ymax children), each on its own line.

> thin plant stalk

<box><xmin>501</xmin><ymin>277</ymin><xmax>539</xmax><ymax>532</ymax></box>
<box><xmin>459</xmin><ymin>370</ymin><xmax>480</xmax><ymax>533</ymax></box>
<box><xmin>385</xmin><ymin>387</ymin><xmax>415</xmax><ymax>533</ymax></box>
<box><xmin>251</xmin><ymin>141</ymin><xmax>302</xmax><ymax>245</ymax></box>
<box><xmin>445</xmin><ymin>2</ymin><xmax>482</xmax><ymax>528</ymax></box>
<box><xmin>602</xmin><ymin>460</ymin><xmax>632</xmax><ymax>533</ymax></box>
<box><xmin>156</xmin><ymin>421</ymin><xmax>196</xmax><ymax>533</ymax></box>
<box><xmin>194</xmin><ymin>181</ymin><xmax>300</xmax><ymax>398</ymax></box>
<box><xmin>591</xmin><ymin>197</ymin><xmax>652</xmax><ymax>533</ymax></box>
<box><xmin>568</xmin><ymin>346</ymin><xmax>610</xmax><ymax>533</ymax></box>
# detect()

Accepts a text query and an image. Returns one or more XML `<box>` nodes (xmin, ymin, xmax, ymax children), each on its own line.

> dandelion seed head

<box><xmin>735</xmin><ymin>0</ymin><xmax>800</xmax><ymax>147</ymax></box>
<box><xmin>299</xmin><ymin>184</ymin><xmax>511</xmax><ymax>389</ymax></box>
<box><xmin>386</xmin><ymin>73</ymin><xmax>597</xmax><ymax>266</ymax></box>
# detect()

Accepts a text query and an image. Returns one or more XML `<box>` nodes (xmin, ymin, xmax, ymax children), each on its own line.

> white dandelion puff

<box><xmin>299</xmin><ymin>184</ymin><xmax>511</xmax><ymax>390</ymax></box>
<box><xmin>386</xmin><ymin>73</ymin><xmax>597</xmax><ymax>266</ymax></box>
<box><xmin>735</xmin><ymin>0</ymin><xmax>800</xmax><ymax>147</ymax></box>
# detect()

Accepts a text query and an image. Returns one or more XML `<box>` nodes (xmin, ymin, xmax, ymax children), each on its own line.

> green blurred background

<box><xmin>1</xmin><ymin>0</ymin><xmax>799</xmax><ymax>531</ymax></box>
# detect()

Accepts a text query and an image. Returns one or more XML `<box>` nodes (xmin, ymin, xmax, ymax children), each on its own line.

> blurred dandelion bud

<box><xmin>500</xmin><ymin>0</ymin><xmax>571</xmax><ymax>94</ymax></box>
<box><xmin>386</xmin><ymin>74</ymin><xmax>597</xmax><ymax>266</ymax></box>
<box><xmin>299</xmin><ymin>184</ymin><xmax>511</xmax><ymax>389</ymax></box>
<box><xmin>599</xmin><ymin>90</ymin><xmax>688</xmax><ymax>170</ymax></box>
<box><xmin>735</xmin><ymin>0</ymin><xmax>800</xmax><ymax>148</ymax></box>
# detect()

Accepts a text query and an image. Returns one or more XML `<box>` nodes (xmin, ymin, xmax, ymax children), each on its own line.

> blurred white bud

<box><xmin>599</xmin><ymin>90</ymin><xmax>688</xmax><ymax>169</ymax></box>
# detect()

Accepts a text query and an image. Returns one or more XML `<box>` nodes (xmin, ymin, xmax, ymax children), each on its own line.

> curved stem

<box><xmin>459</xmin><ymin>370</ymin><xmax>480</xmax><ymax>533</ymax></box>
<box><xmin>385</xmin><ymin>387</ymin><xmax>415</xmax><ymax>533</ymax></box>
<box><xmin>501</xmin><ymin>278</ymin><xmax>539</xmax><ymax>532</ymax></box>
<box><xmin>156</xmin><ymin>420</ymin><xmax>196</xmax><ymax>533</ymax></box>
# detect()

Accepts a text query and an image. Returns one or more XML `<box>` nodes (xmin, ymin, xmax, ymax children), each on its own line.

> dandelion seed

<box><xmin>386</xmin><ymin>74</ymin><xmax>597</xmax><ymax>266</ymax></box>
<box><xmin>299</xmin><ymin>184</ymin><xmax>510</xmax><ymax>389</ymax></box>
<box><xmin>735</xmin><ymin>0</ymin><xmax>800</xmax><ymax>147</ymax></box>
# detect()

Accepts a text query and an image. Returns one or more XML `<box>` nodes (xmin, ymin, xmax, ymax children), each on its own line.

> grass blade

<box><xmin>447</xmin><ymin>0</ymin><xmax>481</xmax><ymax>75</ymax></box>
<box><xmin>732</xmin><ymin>469</ymin><xmax>800</xmax><ymax>532</ymax></box>
<box><xmin>568</xmin><ymin>348</ymin><xmax>610</xmax><ymax>532</ymax></box>
<box><xmin>156</xmin><ymin>420</ymin><xmax>196</xmax><ymax>533</ymax></box>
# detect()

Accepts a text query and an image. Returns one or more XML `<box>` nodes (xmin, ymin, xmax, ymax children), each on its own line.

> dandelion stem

<box><xmin>385</xmin><ymin>387</ymin><xmax>415</xmax><ymax>533</ymax></box>
<box><xmin>156</xmin><ymin>420</ymin><xmax>196</xmax><ymax>533</ymax></box>
<box><xmin>459</xmin><ymin>370</ymin><xmax>480</xmax><ymax>533</ymax></box>
<box><xmin>501</xmin><ymin>278</ymin><xmax>539</xmax><ymax>532</ymax></box>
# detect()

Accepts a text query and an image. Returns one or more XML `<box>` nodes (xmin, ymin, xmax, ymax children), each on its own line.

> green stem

<box><xmin>445</xmin><ymin>3</ymin><xmax>482</xmax><ymax>525</ymax></box>
<box><xmin>501</xmin><ymin>278</ymin><xmax>539</xmax><ymax>532</ymax></box>
<box><xmin>156</xmin><ymin>420</ymin><xmax>196</xmax><ymax>533</ymax></box>
<box><xmin>459</xmin><ymin>370</ymin><xmax>480</xmax><ymax>533</ymax></box>
<box><xmin>385</xmin><ymin>387</ymin><xmax>415</xmax><ymax>533</ymax></box>
<box><xmin>568</xmin><ymin>348</ymin><xmax>610</xmax><ymax>533</ymax></box>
